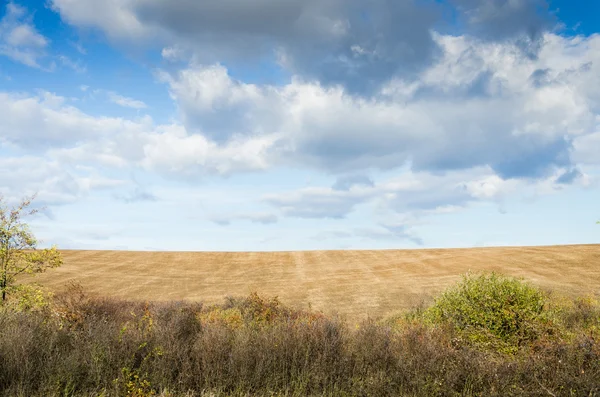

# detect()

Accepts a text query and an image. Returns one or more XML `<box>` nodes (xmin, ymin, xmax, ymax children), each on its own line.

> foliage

<box><xmin>2</xmin><ymin>283</ymin><xmax>53</xmax><ymax>313</ymax></box>
<box><xmin>423</xmin><ymin>272</ymin><xmax>556</xmax><ymax>353</ymax></box>
<box><xmin>0</xmin><ymin>278</ymin><xmax>599</xmax><ymax>396</ymax></box>
<box><xmin>0</xmin><ymin>194</ymin><xmax>62</xmax><ymax>302</ymax></box>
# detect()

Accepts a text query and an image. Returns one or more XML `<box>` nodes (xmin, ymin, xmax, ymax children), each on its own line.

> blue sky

<box><xmin>0</xmin><ymin>0</ymin><xmax>599</xmax><ymax>251</ymax></box>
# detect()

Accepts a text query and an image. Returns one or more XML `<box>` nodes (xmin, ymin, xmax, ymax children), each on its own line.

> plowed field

<box><xmin>27</xmin><ymin>244</ymin><xmax>600</xmax><ymax>319</ymax></box>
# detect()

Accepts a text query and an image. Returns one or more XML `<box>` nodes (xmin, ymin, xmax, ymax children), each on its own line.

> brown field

<box><xmin>25</xmin><ymin>244</ymin><xmax>600</xmax><ymax>320</ymax></box>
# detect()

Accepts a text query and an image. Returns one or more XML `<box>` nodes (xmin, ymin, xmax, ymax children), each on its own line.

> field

<box><xmin>27</xmin><ymin>243</ymin><xmax>600</xmax><ymax>320</ymax></box>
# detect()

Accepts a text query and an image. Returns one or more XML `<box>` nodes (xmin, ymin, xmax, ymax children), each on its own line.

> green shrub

<box><xmin>423</xmin><ymin>272</ymin><xmax>554</xmax><ymax>353</ymax></box>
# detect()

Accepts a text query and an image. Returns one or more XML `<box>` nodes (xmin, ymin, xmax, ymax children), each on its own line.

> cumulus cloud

<box><xmin>139</xmin><ymin>125</ymin><xmax>276</xmax><ymax>177</ymax></box>
<box><xmin>450</xmin><ymin>0</ymin><xmax>555</xmax><ymax>42</ymax></box>
<box><xmin>3</xmin><ymin>31</ymin><xmax>599</xmax><ymax>187</ymax></box>
<box><xmin>52</xmin><ymin>0</ymin><xmax>443</xmax><ymax>93</ymax></box>
<box><xmin>155</xmin><ymin>32</ymin><xmax>599</xmax><ymax>178</ymax></box>
<box><xmin>0</xmin><ymin>89</ymin><xmax>276</xmax><ymax>180</ymax></box>
<box><xmin>0</xmin><ymin>156</ymin><xmax>126</xmax><ymax>207</ymax></box>
<box><xmin>2</xmin><ymin>10</ymin><xmax>599</xmax><ymax>241</ymax></box>
<box><xmin>50</xmin><ymin>0</ymin><xmax>565</xmax><ymax>94</ymax></box>
<box><xmin>262</xmin><ymin>164</ymin><xmax>588</xmax><ymax>228</ymax></box>
<box><xmin>263</xmin><ymin>167</ymin><xmax>512</xmax><ymax>222</ymax></box>
<box><xmin>0</xmin><ymin>2</ymin><xmax>49</xmax><ymax>68</ymax></box>
<box><xmin>0</xmin><ymin>90</ymin><xmax>154</xmax><ymax>153</ymax></box>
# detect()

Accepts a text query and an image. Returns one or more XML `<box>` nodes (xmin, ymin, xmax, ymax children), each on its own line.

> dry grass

<box><xmin>24</xmin><ymin>244</ymin><xmax>600</xmax><ymax>320</ymax></box>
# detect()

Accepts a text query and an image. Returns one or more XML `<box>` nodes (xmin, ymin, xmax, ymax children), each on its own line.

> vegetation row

<box><xmin>1</xmin><ymin>272</ymin><xmax>599</xmax><ymax>397</ymax></box>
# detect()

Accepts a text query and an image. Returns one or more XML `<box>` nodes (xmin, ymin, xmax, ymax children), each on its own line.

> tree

<box><xmin>0</xmin><ymin>194</ymin><xmax>62</xmax><ymax>302</ymax></box>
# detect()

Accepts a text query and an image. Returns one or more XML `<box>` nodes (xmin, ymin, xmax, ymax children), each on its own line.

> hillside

<box><xmin>26</xmin><ymin>244</ymin><xmax>600</xmax><ymax>319</ymax></box>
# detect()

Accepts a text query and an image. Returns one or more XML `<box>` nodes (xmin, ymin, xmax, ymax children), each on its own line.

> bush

<box><xmin>0</xmin><ymin>274</ymin><xmax>599</xmax><ymax>396</ymax></box>
<box><xmin>423</xmin><ymin>272</ymin><xmax>555</xmax><ymax>353</ymax></box>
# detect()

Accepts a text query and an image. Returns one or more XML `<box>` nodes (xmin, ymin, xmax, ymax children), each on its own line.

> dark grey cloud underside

<box><xmin>450</xmin><ymin>0</ymin><xmax>555</xmax><ymax>41</ymax></box>
<box><xmin>332</xmin><ymin>174</ymin><xmax>375</xmax><ymax>191</ymax></box>
<box><xmin>132</xmin><ymin>0</ymin><xmax>554</xmax><ymax>93</ymax></box>
<box><xmin>291</xmin><ymin>119</ymin><xmax>572</xmax><ymax>179</ymax></box>
<box><xmin>556</xmin><ymin>168</ymin><xmax>583</xmax><ymax>184</ymax></box>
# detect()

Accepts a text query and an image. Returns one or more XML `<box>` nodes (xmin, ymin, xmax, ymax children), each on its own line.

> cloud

<box><xmin>156</xmin><ymin>32</ymin><xmax>598</xmax><ymax>178</ymax></box>
<box><xmin>572</xmin><ymin>131</ymin><xmax>600</xmax><ymax>166</ymax></box>
<box><xmin>0</xmin><ymin>90</ymin><xmax>153</xmax><ymax>154</ymax></box>
<box><xmin>2</xmin><ymin>31</ymin><xmax>599</xmax><ymax>186</ymax></box>
<box><xmin>57</xmin><ymin>55</ymin><xmax>86</xmax><ymax>73</ymax></box>
<box><xmin>210</xmin><ymin>212</ymin><xmax>278</xmax><ymax>226</ymax></box>
<box><xmin>312</xmin><ymin>225</ymin><xmax>423</xmax><ymax>246</ymax></box>
<box><xmin>1</xmin><ymin>29</ymin><xmax>598</xmax><ymax>237</ymax></box>
<box><xmin>0</xmin><ymin>155</ymin><xmax>126</xmax><ymax>207</ymax></box>
<box><xmin>555</xmin><ymin>168</ymin><xmax>583</xmax><ymax>185</ymax></box>
<box><xmin>0</xmin><ymin>2</ymin><xmax>50</xmax><ymax>68</ymax></box>
<box><xmin>332</xmin><ymin>175</ymin><xmax>375</xmax><ymax>191</ymax></box>
<box><xmin>50</xmin><ymin>0</ymin><xmax>564</xmax><ymax>93</ymax></box>
<box><xmin>355</xmin><ymin>225</ymin><xmax>424</xmax><ymax>246</ymax></box>
<box><xmin>139</xmin><ymin>125</ymin><xmax>275</xmax><ymax>177</ymax></box>
<box><xmin>49</xmin><ymin>0</ymin><xmax>150</xmax><ymax>41</ymax></box>
<box><xmin>114</xmin><ymin>186</ymin><xmax>158</xmax><ymax>204</ymax></box>
<box><xmin>106</xmin><ymin>91</ymin><xmax>147</xmax><ymax>109</ymax></box>
<box><xmin>262</xmin><ymin>166</ymin><xmax>573</xmax><ymax>225</ymax></box>
<box><xmin>311</xmin><ymin>230</ymin><xmax>354</xmax><ymax>240</ymax></box>
<box><xmin>51</xmin><ymin>0</ymin><xmax>443</xmax><ymax>93</ymax></box>
<box><xmin>90</xmin><ymin>89</ymin><xmax>148</xmax><ymax>109</ymax></box>
<box><xmin>0</xmin><ymin>89</ymin><xmax>276</xmax><ymax>179</ymax></box>
<box><xmin>450</xmin><ymin>0</ymin><xmax>555</xmax><ymax>43</ymax></box>
<box><xmin>263</xmin><ymin>169</ymin><xmax>472</xmax><ymax>221</ymax></box>
<box><xmin>263</xmin><ymin>186</ymin><xmax>372</xmax><ymax>219</ymax></box>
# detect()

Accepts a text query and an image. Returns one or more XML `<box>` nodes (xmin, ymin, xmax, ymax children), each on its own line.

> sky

<box><xmin>0</xmin><ymin>0</ymin><xmax>599</xmax><ymax>252</ymax></box>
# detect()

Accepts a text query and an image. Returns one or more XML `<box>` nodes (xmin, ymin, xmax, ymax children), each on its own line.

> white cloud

<box><xmin>0</xmin><ymin>91</ymin><xmax>153</xmax><ymax>151</ymax></box>
<box><xmin>0</xmin><ymin>89</ymin><xmax>276</xmax><ymax>179</ymax></box>
<box><xmin>140</xmin><ymin>125</ymin><xmax>276</xmax><ymax>177</ymax></box>
<box><xmin>156</xmin><ymin>32</ymin><xmax>599</xmax><ymax>178</ymax></box>
<box><xmin>573</xmin><ymin>130</ymin><xmax>600</xmax><ymax>165</ymax></box>
<box><xmin>263</xmin><ymin>185</ymin><xmax>373</xmax><ymax>219</ymax></box>
<box><xmin>0</xmin><ymin>2</ymin><xmax>49</xmax><ymax>68</ymax></box>
<box><xmin>106</xmin><ymin>91</ymin><xmax>147</xmax><ymax>109</ymax></box>
<box><xmin>90</xmin><ymin>89</ymin><xmax>148</xmax><ymax>109</ymax></box>
<box><xmin>57</xmin><ymin>55</ymin><xmax>86</xmax><ymax>73</ymax></box>
<box><xmin>1</xmin><ymin>25</ymin><xmax>598</xmax><ymax>243</ymax></box>
<box><xmin>209</xmin><ymin>212</ymin><xmax>278</xmax><ymax>226</ymax></box>
<box><xmin>262</xmin><ymin>165</ymin><xmax>588</xmax><ymax>229</ymax></box>
<box><xmin>0</xmin><ymin>155</ymin><xmax>126</xmax><ymax>207</ymax></box>
<box><xmin>3</xmin><ymin>32</ymin><xmax>599</xmax><ymax>187</ymax></box>
<box><xmin>161</xmin><ymin>45</ymin><xmax>188</xmax><ymax>62</ymax></box>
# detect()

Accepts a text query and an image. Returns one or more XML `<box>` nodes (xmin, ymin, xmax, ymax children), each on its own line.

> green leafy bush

<box><xmin>424</xmin><ymin>272</ymin><xmax>554</xmax><ymax>353</ymax></box>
